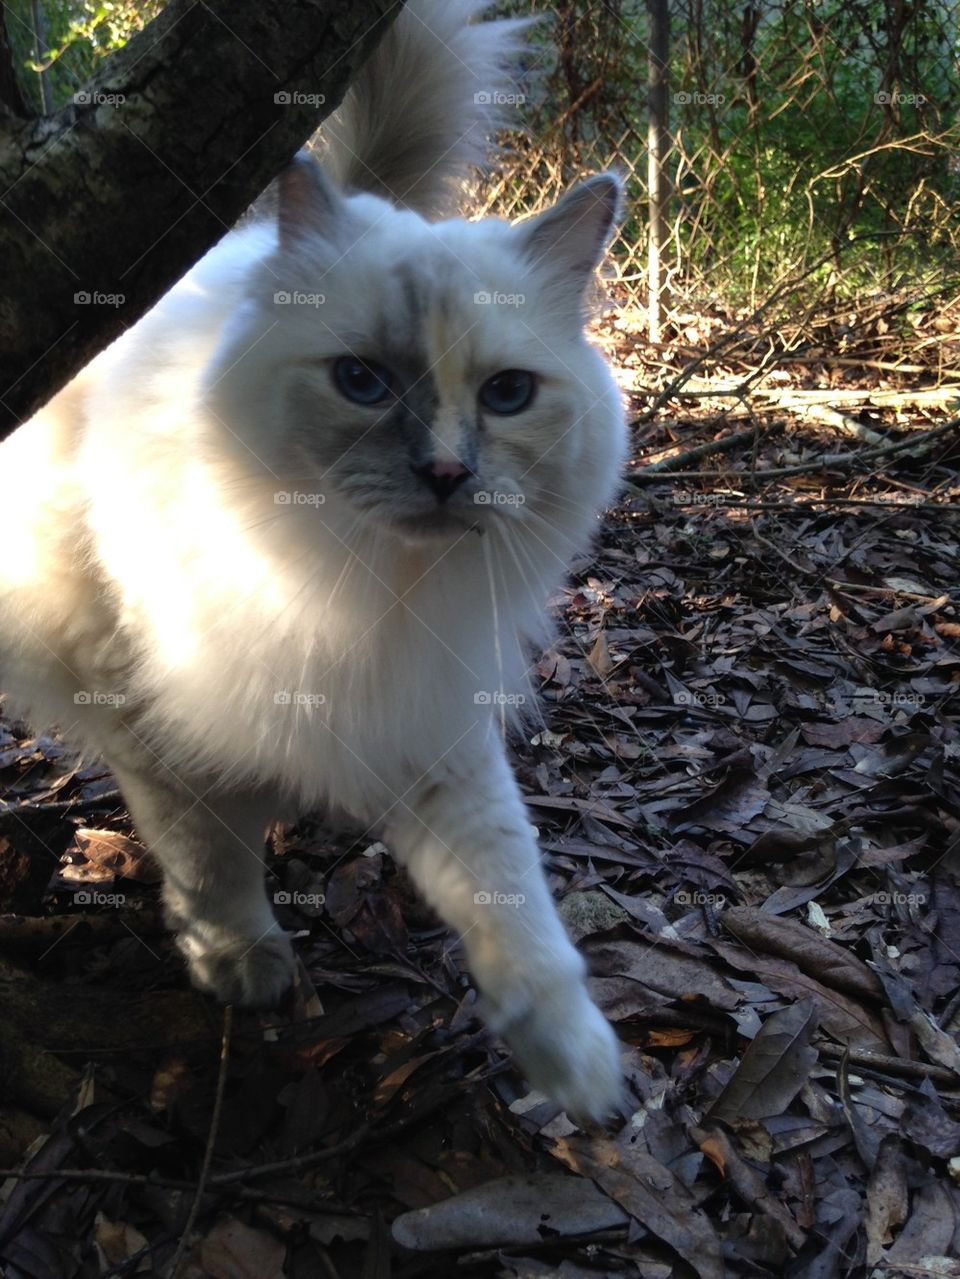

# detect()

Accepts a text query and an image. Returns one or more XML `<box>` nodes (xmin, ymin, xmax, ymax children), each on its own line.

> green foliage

<box><xmin>6</xmin><ymin>0</ymin><xmax>163</xmax><ymax>111</ymax></box>
<box><xmin>481</xmin><ymin>0</ymin><xmax>960</xmax><ymax>311</ymax></box>
<box><xmin>667</xmin><ymin>0</ymin><xmax>960</xmax><ymax>304</ymax></box>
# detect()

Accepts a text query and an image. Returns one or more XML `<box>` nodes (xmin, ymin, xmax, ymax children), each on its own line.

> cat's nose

<box><xmin>414</xmin><ymin>460</ymin><xmax>471</xmax><ymax>502</ymax></box>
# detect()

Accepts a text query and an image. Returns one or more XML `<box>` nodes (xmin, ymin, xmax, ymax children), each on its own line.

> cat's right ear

<box><xmin>519</xmin><ymin>173</ymin><xmax>622</xmax><ymax>287</ymax></box>
<box><xmin>277</xmin><ymin>151</ymin><xmax>344</xmax><ymax>247</ymax></box>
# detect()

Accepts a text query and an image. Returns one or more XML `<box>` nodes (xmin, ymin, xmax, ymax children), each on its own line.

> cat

<box><xmin>0</xmin><ymin>0</ymin><xmax>627</xmax><ymax>1121</ymax></box>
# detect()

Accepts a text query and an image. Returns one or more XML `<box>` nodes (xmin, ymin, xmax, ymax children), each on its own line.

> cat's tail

<box><xmin>319</xmin><ymin>0</ymin><xmax>529</xmax><ymax>217</ymax></box>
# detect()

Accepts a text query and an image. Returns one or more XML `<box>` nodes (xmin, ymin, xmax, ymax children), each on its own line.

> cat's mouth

<box><xmin>382</xmin><ymin>507</ymin><xmax>482</xmax><ymax>541</ymax></box>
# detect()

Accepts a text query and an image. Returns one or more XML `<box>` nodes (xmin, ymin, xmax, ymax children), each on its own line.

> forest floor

<box><xmin>0</xmin><ymin>303</ymin><xmax>959</xmax><ymax>1278</ymax></box>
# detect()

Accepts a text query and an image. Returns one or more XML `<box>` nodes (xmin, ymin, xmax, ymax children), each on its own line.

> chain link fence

<box><xmin>475</xmin><ymin>0</ymin><xmax>960</xmax><ymax>328</ymax></box>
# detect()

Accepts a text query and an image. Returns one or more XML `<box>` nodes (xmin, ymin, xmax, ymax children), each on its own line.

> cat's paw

<box><xmin>493</xmin><ymin>981</ymin><xmax>624</xmax><ymax>1124</ymax></box>
<box><xmin>176</xmin><ymin>921</ymin><xmax>296</xmax><ymax>1008</ymax></box>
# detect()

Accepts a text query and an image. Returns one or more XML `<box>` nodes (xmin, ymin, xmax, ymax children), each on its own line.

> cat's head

<box><xmin>206</xmin><ymin>154</ymin><xmax>626</xmax><ymax>552</ymax></box>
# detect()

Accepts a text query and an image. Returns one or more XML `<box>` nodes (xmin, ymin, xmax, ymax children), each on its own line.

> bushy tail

<box><xmin>319</xmin><ymin>0</ymin><xmax>528</xmax><ymax>217</ymax></box>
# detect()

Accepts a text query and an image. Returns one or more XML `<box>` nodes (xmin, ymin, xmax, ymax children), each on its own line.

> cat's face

<box><xmin>208</xmin><ymin>160</ymin><xmax>625</xmax><ymax>546</ymax></box>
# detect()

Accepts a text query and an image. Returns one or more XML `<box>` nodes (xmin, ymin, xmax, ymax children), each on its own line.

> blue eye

<box><xmin>479</xmin><ymin>369</ymin><xmax>535</xmax><ymax>415</ymax></box>
<box><xmin>333</xmin><ymin>356</ymin><xmax>394</xmax><ymax>405</ymax></box>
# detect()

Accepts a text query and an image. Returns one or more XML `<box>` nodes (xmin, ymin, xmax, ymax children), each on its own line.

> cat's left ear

<box><xmin>277</xmin><ymin>150</ymin><xmax>345</xmax><ymax>247</ymax></box>
<box><xmin>519</xmin><ymin>173</ymin><xmax>622</xmax><ymax>283</ymax></box>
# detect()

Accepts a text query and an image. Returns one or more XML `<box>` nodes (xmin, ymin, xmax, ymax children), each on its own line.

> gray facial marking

<box><xmin>390</xmin><ymin>370</ymin><xmax>440</xmax><ymax>470</ymax></box>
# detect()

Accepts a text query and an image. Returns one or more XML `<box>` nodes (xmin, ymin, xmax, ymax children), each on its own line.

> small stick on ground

<box><xmin>168</xmin><ymin>1004</ymin><xmax>233</xmax><ymax>1279</ymax></box>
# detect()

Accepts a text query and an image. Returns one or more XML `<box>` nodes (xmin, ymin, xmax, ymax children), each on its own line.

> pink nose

<box><xmin>415</xmin><ymin>460</ymin><xmax>471</xmax><ymax>502</ymax></box>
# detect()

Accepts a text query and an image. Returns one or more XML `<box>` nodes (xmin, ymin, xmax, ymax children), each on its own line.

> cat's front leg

<box><xmin>104</xmin><ymin>752</ymin><xmax>294</xmax><ymax>1007</ymax></box>
<box><xmin>384</xmin><ymin>741</ymin><xmax>623</xmax><ymax>1122</ymax></box>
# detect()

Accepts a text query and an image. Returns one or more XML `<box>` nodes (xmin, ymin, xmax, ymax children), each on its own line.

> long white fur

<box><xmin>0</xmin><ymin>0</ymin><xmax>627</xmax><ymax>1120</ymax></box>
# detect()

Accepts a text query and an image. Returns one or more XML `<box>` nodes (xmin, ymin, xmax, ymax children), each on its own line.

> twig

<box><xmin>665</xmin><ymin>497</ymin><xmax>955</xmax><ymax>513</ymax></box>
<box><xmin>0</xmin><ymin>911</ymin><xmax>164</xmax><ymax>950</ymax></box>
<box><xmin>0</xmin><ymin>1061</ymin><xmax>509</xmax><ymax>1197</ymax></box>
<box><xmin>818</xmin><ymin>1045</ymin><xmax>960</xmax><ymax>1089</ymax></box>
<box><xmin>0</xmin><ymin>790</ymin><xmax>123</xmax><ymax>822</ymax></box>
<box><xmin>208</xmin><ymin>1057</ymin><xmax>510</xmax><ymax>1187</ymax></box>
<box><xmin>168</xmin><ymin>1004</ymin><xmax>233</xmax><ymax>1279</ymax></box>
<box><xmin>637</xmin><ymin>421</ymin><xmax>784</xmax><ymax>473</ymax></box>
<box><xmin>825</xmin><ymin>580</ymin><xmax>959</xmax><ymax>602</ymax></box>
<box><xmin>749</xmin><ymin>521</ymin><xmax>816</xmax><ymax>577</ymax></box>
<box><xmin>629</xmin><ymin>415</ymin><xmax>960</xmax><ymax>484</ymax></box>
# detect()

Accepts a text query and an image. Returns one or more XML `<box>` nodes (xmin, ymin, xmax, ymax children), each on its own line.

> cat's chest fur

<box><xmin>86</xmin><ymin>480</ymin><xmax>538</xmax><ymax>820</ymax></box>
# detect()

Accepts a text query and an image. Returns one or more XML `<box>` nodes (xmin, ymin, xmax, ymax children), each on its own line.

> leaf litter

<box><xmin>0</xmin><ymin>338</ymin><xmax>958</xmax><ymax>1275</ymax></box>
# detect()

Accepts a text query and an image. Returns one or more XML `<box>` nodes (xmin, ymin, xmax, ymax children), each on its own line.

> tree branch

<box><xmin>0</xmin><ymin>0</ymin><xmax>402</xmax><ymax>439</ymax></box>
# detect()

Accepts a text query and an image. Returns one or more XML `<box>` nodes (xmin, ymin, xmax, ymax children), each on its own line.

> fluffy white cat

<box><xmin>0</xmin><ymin>0</ymin><xmax>627</xmax><ymax>1120</ymax></box>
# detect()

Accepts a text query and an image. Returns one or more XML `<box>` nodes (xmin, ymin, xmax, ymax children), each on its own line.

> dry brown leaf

<box><xmin>721</xmin><ymin>907</ymin><xmax>883</xmax><ymax>1002</ymax></box>
<box><xmin>587</xmin><ymin>630</ymin><xmax>614</xmax><ymax>677</ymax></box>
<box><xmin>864</xmin><ymin>1134</ymin><xmax>908</xmax><ymax>1266</ymax></box>
<box><xmin>391</xmin><ymin>1173</ymin><xmax>628</xmax><ymax>1250</ymax></box>
<box><xmin>550</xmin><ymin>1133</ymin><xmax>725</xmax><ymax>1279</ymax></box>
<box><xmin>199</xmin><ymin>1216</ymin><xmax>285</xmax><ymax>1279</ymax></box>
<box><xmin>62</xmin><ymin>828</ymin><xmax>160</xmax><ymax>885</ymax></box>
<box><xmin>707</xmin><ymin>999</ymin><xmax>818</xmax><ymax>1124</ymax></box>
<box><xmin>711</xmin><ymin>938</ymin><xmax>890</xmax><ymax>1051</ymax></box>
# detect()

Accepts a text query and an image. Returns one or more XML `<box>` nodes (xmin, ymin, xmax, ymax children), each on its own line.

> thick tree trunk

<box><xmin>0</xmin><ymin>0</ymin><xmax>401</xmax><ymax>440</ymax></box>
